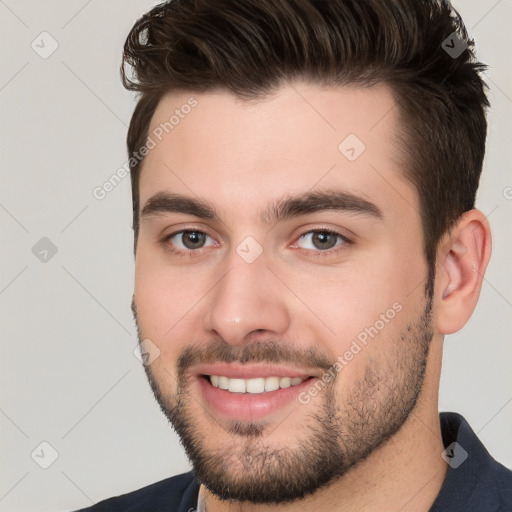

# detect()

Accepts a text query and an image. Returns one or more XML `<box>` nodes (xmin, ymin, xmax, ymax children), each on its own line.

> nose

<box><xmin>203</xmin><ymin>254</ymin><xmax>291</xmax><ymax>346</ymax></box>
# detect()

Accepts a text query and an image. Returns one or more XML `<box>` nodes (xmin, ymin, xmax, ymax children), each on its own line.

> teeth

<box><xmin>246</xmin><ymin>377</ymin><xmax>265</xmax><ymax>393</ymax></box>
<box><xmin>208</xmin><ymin>375</ymin><xmax>306</xmax><ymax>394</ymax></box>
<box><xmin>228</xmin><ymin>378</ymin><xmax>246</xmax><ymax>393</ymax></box>
<box><xmin>218</xmin><ymin>376</ymin><xmax>229</xmax><ymax>390</ymax></box>
<box><xmin>265</xmin><ymin>376</ymin><xmax>280</xmax><ymax>392</ymax></box>
<box><xmin>280</xmin><ymin>377</ymin><xmax>291</xmax><ymax>388</ymax></box>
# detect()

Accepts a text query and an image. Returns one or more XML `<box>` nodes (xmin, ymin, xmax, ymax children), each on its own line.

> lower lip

<box><xmin>196</xmin><ymin>376</ymin><xmax>316</xmax><ymax>422</ymax></box>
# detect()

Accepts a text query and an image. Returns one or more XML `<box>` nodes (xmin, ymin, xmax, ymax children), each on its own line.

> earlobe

<box><xmin>436</xmin><ymin>210</ymin><xmax>492</xmax><ymax>334</ymax></box>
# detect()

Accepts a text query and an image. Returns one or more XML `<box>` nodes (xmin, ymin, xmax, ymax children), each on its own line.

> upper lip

<box><xmin>193</xmin><ymin>363</ymin><xmax>320</xmax><ymax>380</ymax></box>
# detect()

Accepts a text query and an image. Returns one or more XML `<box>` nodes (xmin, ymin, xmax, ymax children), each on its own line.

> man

<box><xmin>76</xmin><ymin>0</ymin><xmax>511</xmax><ymax>510</ymax></box>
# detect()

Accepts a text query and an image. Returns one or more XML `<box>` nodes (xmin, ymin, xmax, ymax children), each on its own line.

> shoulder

<box><xmin>72</xmin><ymin>470</ymin><xmax>199</xmax><ymax>512</ymax></box>
<box><xmin>431</xmin><ymin>412</ymin><xmax>512</xmax><ymax>512</ymax></box>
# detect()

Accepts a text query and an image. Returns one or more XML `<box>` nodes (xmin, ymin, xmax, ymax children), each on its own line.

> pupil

<box><xmin>183</xmin><ymin>231</ymin><xmax>205</xmax><ymax>249</ymax></box>
<box><xmin>312</xmin><ymin>231</ymin><xmax>337</xmax><ymax>250</ymax></box>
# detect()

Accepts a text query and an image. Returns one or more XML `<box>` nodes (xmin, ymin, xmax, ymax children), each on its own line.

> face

<box><xmin>132</xmin><ymin>83</ymin><xmax>434</xmax><ymax>503</ymax></box>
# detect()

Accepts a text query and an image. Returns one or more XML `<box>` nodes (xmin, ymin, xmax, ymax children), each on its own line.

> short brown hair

<box><xmin>122</xmin><ymin>0</ymin><xmax>489</xmax><ymax>296</ymax></box>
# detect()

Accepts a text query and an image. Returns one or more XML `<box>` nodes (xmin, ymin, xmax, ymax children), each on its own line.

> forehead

<box><xmin>138</xmin><ymin>82</ymin><xmax>414</xmax><ymax>219</ymax></box>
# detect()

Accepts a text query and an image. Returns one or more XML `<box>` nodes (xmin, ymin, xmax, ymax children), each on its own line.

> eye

<box><xmin>296</xmin><ymin>230</ymin><xmax>348</xmax><ymax>251</ymax></box>
<box><xmin>166</xmin><ymin>230</ymin><xmax>216</xmax><ymax>251</ymax></box>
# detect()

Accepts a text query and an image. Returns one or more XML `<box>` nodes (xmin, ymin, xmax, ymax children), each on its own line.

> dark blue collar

<box><xmin>429</xmin><ymin>412</ymin><xmax>512</xmax><ymax>511</ymax></box>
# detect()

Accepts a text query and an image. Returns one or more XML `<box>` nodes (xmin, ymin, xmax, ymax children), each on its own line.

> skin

<box><xmin>132</xmin><ymin>82</ymin><xmax>491</xmax><ymax>511</ymax></box>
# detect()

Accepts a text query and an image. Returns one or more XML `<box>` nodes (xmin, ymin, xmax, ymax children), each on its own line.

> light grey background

<box><xmin>0</xmin><ymin>1</ymin><xmax>510</xmax><ymax>511</ymax></box>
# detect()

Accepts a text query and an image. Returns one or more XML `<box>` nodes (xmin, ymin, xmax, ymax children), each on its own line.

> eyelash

<box><xmin>294</xmin><ymin>229</ymin><xmax>352</xmax><ymax>258</ymax></box>
<box><xmin>160</xmin><ymin>228</ymin><xmax>352</xmax><ymax>258</ymax></box>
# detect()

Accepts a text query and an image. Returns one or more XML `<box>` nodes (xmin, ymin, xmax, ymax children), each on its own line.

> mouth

<box><xmin>206</xmin><ymin>375</ymin><xmax>306</xmax><ymax>394</ymax></box>
<box><xmin>193</xmin><ymin>364</ymin><xmax>319</xmax><ymax>422</ymax></box>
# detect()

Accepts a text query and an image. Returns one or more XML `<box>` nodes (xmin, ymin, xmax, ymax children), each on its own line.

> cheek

<box><xmin>294</xmin><ymin>248</ymin><xmax>424</xmax><ymax>355</ymax></box>
<box><xmin>134</xmin><ymin>254</ymin><xmax>209</xmax><ymax>360</ymax></box>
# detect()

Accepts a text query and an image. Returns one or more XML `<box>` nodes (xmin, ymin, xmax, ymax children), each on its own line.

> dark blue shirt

<box><xmin>74</xmin><ymin>412</ymin><xmax>512</xmax><ymax>511</ymax></box>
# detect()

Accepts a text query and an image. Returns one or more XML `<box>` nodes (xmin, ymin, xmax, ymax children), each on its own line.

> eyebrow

<box><xmin>141</xmin><ymin>192</ymin><xmax>219</xmax><ymax>221</ymax></box>
<box><xmin>263</xmin><ymin>190</ymin><xmax>383</xmax><ymax>223</ymax></box>
<box><xmin>140</xmin><ymin>190</ymin><xmax>382</xmax><ymax>223</ymax></box>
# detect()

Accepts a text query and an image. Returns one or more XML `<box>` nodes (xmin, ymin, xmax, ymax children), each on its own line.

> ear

<box><xmin>435</xmin><ymin>209</ymin><xmax>492</xmax><ymax>335</ymax></box>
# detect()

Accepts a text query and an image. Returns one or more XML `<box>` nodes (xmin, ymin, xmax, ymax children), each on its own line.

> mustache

<box><xmin>132</xmin><ymin>295</ymin><xmax>335</xmax><ymax>376</ymax></box>
<box><xmin>176</xmin><ymin>339</ymin><xmax>335</xmax><ymax>377</ymax></box>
